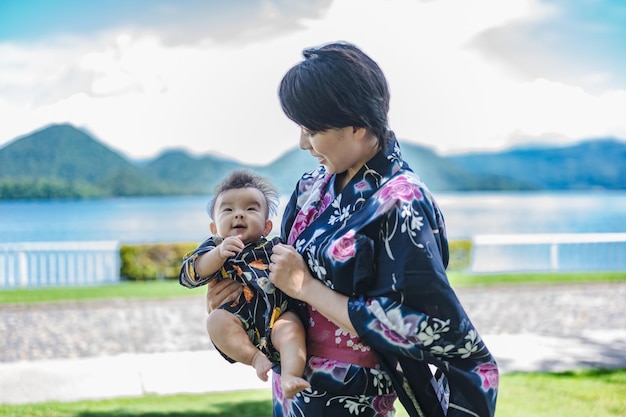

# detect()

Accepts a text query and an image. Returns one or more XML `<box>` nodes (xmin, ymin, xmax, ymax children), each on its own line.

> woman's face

<box><xmin>299</xmin><ymin>126</ymin><xmax>376</xmax><ymax>176</ymax></box>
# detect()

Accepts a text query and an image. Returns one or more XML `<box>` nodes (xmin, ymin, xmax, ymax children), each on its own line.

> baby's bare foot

<box><xmin>251</xmin><ymin>351</ymin><xmax>272</xmax><ymax>382</ymax></box>
<box><xmin>281</xmin><ymin>374</ymin><xmax>311</xmax><ymax>399</ymax></box>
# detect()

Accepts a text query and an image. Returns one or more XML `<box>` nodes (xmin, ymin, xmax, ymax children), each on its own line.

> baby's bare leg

<box><xmin>206</xmin><ymin>309</ymin><xmax>272</xmax><ymax>381</ymax></box>
<box><xmin>271</xmin><ymin>311</ymin><xmax>310</xmax><ymax>398</ymax></box>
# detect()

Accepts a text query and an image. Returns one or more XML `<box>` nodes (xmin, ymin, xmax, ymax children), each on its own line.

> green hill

<box><xmin>141</xmin><ymin>149</ymin><xmax>243</xmax><ymax>194</ymax></box>
<box><xmin>450</xmin><ymin>139</ymin><xmax>626</xmax><ymax>190</ymax></box>
<box><xmin>0</xmin><ymin>124</ymin><xmax>170</xmax><ymax>198</ymax></box>
<box><xmin>0</xmin><ymin>123</ymin><xmax>624</xmax><ymax>199</ymax></box>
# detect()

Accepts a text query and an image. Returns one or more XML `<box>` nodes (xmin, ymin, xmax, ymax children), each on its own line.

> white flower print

<box><xmin>306</xmin><ymin>245</ymin><xmax>327</xmax><ymax>280</ymax></box>
<box><xmin>399</xmin><ymin>203</ymin><xmax>424</xmax><ymax>238</ymax></box>
<box><xmin>335</xmin><ymin>328</ymin><xmax>371</xmax><ymax>352</ymax></box>
<box><xmin>458</xmin><ymin>329</ymin><xmax>482</xmax><ymax>358</ymax></box>
<box><xmin>371</xmin><ymin>369</ymin><xmax>393</xmax><ymax>395</ymax></box>
<box><xmin>294</xmin><ymin>238</ymin><xmax>306</xmax><ymax>252</ymax></box>
<box><xmin>333</xmin><ymin>395</ymin><xmax>369</xmax><ymax>415</ymax></box>
<box><xmin>329</xmin><ymin>196</ymin><xmax>351</xmax><ymax>225</ymax></box>
<box><xmin>416</xmin><ymin>318</ymin><xmax>450</xmax><ymax>347</ymax></box>
<box><xmin>430</xmin><ymin>343</ymin><xmax>456</xmax><ymax>356</ymax></box>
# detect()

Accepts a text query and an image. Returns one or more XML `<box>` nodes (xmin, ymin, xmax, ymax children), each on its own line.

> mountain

<box><xmin>0</xmin><ymin>123</ymin><xmax>624</xmax><ymax>199</ymax></box>
<box><xmin>0</xmin><ymin>124</ymin><xmax>133</xmax><ymax>182</ymax></box>
<box><xmin>449</xmin><ymin>138</ymin><xmax>626</xmax><ymax>190</ymax></box>
<box><xmin>257</xmin><ymin>147</ymin><xmax>320</xmax><ymax>193</ymax></box>
<box><xmin>0</xmin><ymin>124</ymin><xmax>173</xmax><ymax>198</ymax></box>
<box><xmin>396</xmin><ymin>141</ymin><xmax>533</xmax><ymax>191</ymax></box>
<box><xmin>141</xmin><ymin>149</ymin><xmax>243</xmax><ymax>193</ymax></box>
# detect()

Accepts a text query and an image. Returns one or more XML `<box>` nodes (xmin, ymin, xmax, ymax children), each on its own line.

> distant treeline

<box><xmin>1</xmin><ymin>123</ymin><xmax>625</xmax><ymax>199</ymax></box>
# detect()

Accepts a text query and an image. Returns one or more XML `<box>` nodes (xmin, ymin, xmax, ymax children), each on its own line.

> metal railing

<box><xmin>0</xmin><ymin>241</ymin><xmax>120</xmax><ymax>288</ymax></box>
<box><xmin>471</xmin><ymin>233</ymin><xmax>626</xmax><ymax>273</ymax></box>
<box><xmin>1</xmin><ymin>234</ymin><xmax>624</xmax><ymax>287</ymax></box>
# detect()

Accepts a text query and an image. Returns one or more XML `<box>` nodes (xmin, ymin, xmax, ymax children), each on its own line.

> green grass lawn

<box><xmin>0</xmin><ymin>369</ymin><xmax>624</xmax><ymax>417</ymax></box>
<box><xmin>0</xmin><ymin>280</ymin><xmax>205</xmax><ymax>305</ymax></box>
<box><xmin>1</xmin><ymin>271</ymin><xmax>624</xmax><ymax>305</ymax></box>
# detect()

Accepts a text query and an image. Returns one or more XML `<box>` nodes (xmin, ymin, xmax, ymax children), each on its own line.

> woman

<box><xmin>208</xmin><ymin>41</ymin><xmax>498</xmax><ymax>417</ymax></box>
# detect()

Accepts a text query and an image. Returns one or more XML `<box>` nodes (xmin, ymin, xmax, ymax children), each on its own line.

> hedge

<box><xmin>120</xmin><ymin>242</ymin><xmax>198</xmax><ymax>281</ymax></box>
<box><xmin>119</xmin><ymin>239</ymin><xmax>473</xmax><ymax>281</ymax></box>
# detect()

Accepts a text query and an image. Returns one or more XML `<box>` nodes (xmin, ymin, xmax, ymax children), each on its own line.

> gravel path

<box><xmin>2</xmin><ymin>282</ymin><xmax>625</xmax><ymax>363</ymax></box>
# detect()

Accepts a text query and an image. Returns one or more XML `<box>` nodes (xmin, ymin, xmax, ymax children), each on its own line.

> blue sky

<box><xmin>1</xmin><ymin>0</ymin><xmax>625</xmax><ymax>164</ymax></box>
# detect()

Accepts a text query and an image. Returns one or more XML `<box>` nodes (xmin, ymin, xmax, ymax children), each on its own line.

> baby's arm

<box><xmin>194</xmin><ymin>236</ymin><xmax>245</xmax><ymax>277</ymax></box>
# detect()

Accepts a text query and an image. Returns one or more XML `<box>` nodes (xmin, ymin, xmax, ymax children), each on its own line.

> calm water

<box><xmin>1</xmin><ymin>192</ymin><xmax>625</xmax><ymax>244</ymax></box>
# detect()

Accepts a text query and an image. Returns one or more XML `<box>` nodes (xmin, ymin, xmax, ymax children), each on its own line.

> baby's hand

<box><xmin>218</xmin><ymin>235</ymin><xmax>245</xmax><ymax>259</ymax></box>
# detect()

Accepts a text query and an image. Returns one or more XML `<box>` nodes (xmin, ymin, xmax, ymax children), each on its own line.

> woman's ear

<box><xmin>264</xmin><ymin>220</ymin><xmax>273</xmax><ymax>237</ymax></box>
<box><xmin>352</xmin><ymin>126</ymin><xmax>367</xmax><ymax>141</ymax></box>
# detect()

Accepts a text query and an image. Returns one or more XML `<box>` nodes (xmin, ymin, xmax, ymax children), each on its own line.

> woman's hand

<box><xmin>269</xmin><ymin>243</ymin><xmax>312</xmax><ymax>301</ymax></box>
<box><xmin>271</xmin><ymin>243</ymin><xmax>357</xmax><ymax>334</ymax></box>
<box><xmin>206</xmin><ymin>278</ymin><xmax>242</xmax><ymax>314</ymax></box>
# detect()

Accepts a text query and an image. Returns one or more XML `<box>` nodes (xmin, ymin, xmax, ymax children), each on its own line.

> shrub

<box><xmin>120</xmin><ymin>242</ymin><xmax>198</xmax><ymax>281</ymax></box>
<box><xmin>119</xmin><ymin>239</ymin><xmax>473</xmax><ymax>280</ymax></box>
<box><xmin>448</xmin><ymin>239</ymin><xmax>472</xmax><ymax>271</ymax></box>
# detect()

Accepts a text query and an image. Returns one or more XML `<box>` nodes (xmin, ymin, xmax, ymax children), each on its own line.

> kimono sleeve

<box><xmin>347</xmin><ymin>191</ymin><xmax>492</xmax><ymax>370</ymax></box>
<box><xmin>178</xmin><ymin>237</ymin><xmax>221</xmax><ymax>288</ymax></box>
<box><xmin>347</xmin><ymin>191</ymin><xmax>498</xmax><ymax>416</ymax></box>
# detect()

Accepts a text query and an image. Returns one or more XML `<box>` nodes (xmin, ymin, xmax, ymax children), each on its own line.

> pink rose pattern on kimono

<box><xmin>474</xmin><ymin>361</ymin><xmax>499</xmax><ymax>392</ymax></box>
<box><xmin>354</xmin><ymin>179</ymin><xmax>372</xmax><ymax>193</ymax></box>
<box><xmin>372</xmin><ymin>394</ymin><xmax>397</xmax><ymax>417</ymax></box>
<box><xmin>288</xmin><ymin>205</ymin><xmax>317</xmax><ymax>245</ymax></box>
<box><xmin>378</xmin><ymin>175</ymin><xmax>423</xmax><ymax>203</ymax></box>
<box><xmin>288</xmin><ymin>174</ymin><xmax>334</xmax><ymax>246</ymax></box>
<box><xmin>306</xmin><ymin>356</ymin><xmax>352</xmax><ymax>382</ymax></box>
<box><xmin>274</xmin><ymin>136</ymin><xmax>498</xmax><ymax>416</ymax></box>
<box><xmin>328</xmin><ymin>230</ymin><xmax>357</xmax><ymax>263</ymax></box>
<box><xmin>308</xmin><ymin>355</ymin><xmax>340</xmax><ymax>372</ymax></box>
<box><xmin>373</xmin><ymin>322</ymin><xmax>411</xmax><ymax>346</ymax></box>
<box><xmin>373</xmin><ymin>175</ymin><xmax>424</xmax><ymax>216</ymax></box>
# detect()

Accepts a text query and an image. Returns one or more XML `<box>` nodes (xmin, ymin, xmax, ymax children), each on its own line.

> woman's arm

<box><xmin>205</xmin><ymin>278</ymin><xmax>243</xmax><ymax>313</ymax></box>
<box><xmin>269</xmin><ymin>243</ymin><xmax>357</xmax><ymax>335</ymax></box>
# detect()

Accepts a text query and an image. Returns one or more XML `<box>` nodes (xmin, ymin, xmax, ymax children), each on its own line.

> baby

<box><xmin>179</xmin><ymin>169</ymin><xmax>309</xmax><ymax>398</ymax></box>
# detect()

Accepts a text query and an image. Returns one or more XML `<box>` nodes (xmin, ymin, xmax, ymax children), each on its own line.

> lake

<box><xmin>1</xmin><ymin>191</ymin><xmax>625</xmax><ymax>244</ymax></box>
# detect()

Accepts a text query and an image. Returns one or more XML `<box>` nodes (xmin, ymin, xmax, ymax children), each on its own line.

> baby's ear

<box><xmin>264</xmin><ymin>219</ymin><xmax>273</xmax><ymax>236</ymax></box>
<box><xmin>210</xmin><ymin>222</ymin><xmax>218</xmax><ymax>236</ymax></box>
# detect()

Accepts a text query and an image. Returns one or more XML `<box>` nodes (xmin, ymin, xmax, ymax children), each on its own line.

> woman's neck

<box><xmin>334</xmin><ymin>139</ymin><xmax>381</xmax><ymax>193</ymax></box>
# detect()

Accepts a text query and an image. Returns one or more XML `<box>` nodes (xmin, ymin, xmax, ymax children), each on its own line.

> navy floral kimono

<box><xmin>180</xmin><ymin>236</ymin><xmax>291</xmax><ymax>363</ymax></box>
<box><xmin>274</xmin><ymin>135</ymin><xmax>498</xmax><ymax>416</ymax></box>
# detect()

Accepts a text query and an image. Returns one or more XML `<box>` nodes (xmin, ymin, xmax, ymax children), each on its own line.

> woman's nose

<box><xmin>299</xmin><ymin>130</ymin><xmax>311</xmax><ymax>150</ymax></box>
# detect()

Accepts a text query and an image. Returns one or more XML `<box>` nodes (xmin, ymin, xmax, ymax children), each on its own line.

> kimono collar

<box><xmin>335</xmin><ymin>130</ymin><xmax>410</xmax><ymax>200</ymax></box>
<box><xmin>367</xmin><ymin>131</ymin><xmax>409</xmax><ymax>178</ymax></box>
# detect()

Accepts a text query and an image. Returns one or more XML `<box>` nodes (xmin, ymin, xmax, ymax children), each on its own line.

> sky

<box><xmin>1</xmin><ymin>0</ymin><xmax>625</xmax><ymax>165</ymax></box>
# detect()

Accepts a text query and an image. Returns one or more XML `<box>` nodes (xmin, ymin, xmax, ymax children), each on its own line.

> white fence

<box><xmin>0</xmin><ymin>241</ymin><xmax>120</xmax><ymax>288</ymax></box>
<box><xmin>1</xmin><ymin>234</ymin><xmax>624</xmax><ymax>287</ymax></box>
<box><xmin>471</xmin><ymin>233</ymin><xmax>626</xmax><ymax>273</ymax></box>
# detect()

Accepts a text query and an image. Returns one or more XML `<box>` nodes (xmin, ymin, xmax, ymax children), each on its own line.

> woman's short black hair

<box><xmin>278</xmin><ymin>41</ymin><xmax>391</xmax><ymax>147</ymax></box>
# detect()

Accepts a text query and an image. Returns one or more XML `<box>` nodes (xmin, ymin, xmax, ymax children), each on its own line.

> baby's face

<box><xmin>212</xmin><ymin>187</ymin><xmax>269</xmax><ymax>245</ymax></box>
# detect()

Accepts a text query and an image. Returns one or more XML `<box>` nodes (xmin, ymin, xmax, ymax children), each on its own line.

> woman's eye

<box><xmin>302</xmin><ymin>128</ymin><xmax>316</xmax><ymax>136</ymax></box>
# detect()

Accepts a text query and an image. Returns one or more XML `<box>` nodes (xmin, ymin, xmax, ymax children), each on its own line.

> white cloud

<box><xmin>0</xmin><ymin>0</ymin><xmax>625</xmax><ymax>164</ymax></box>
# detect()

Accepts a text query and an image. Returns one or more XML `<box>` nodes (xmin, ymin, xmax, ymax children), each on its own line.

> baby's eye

<box><xmin>247</xmin><ymin>207</ymin><xmax>259</xmax><ymax>211</ymax></box>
